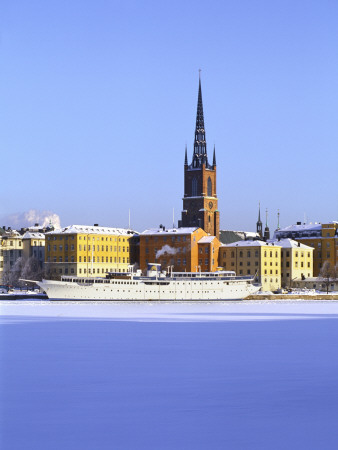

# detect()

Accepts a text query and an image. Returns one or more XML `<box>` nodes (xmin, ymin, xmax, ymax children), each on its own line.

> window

<box><xmin>239</xmin><ymin>251</ymin><xmax>243</xmax><ymax>257</ymax></box>
<box><xmin>207</xmin><ymin>177</ymin><xmax>212</xmax><ymax>196</ymax></box>
<box><xmin>247</xmin><ymin>251</ymin><xmax>251</xmax><ymax>258</ymax></box>
<box><xmin>255</xmin><ymin>251</ymin><xmax>258</xmax><ymax>257</ymax></box>
<box><xmin>205</xmin><ymin>259</ymin><xmax>208</xmax><ymax>265</ymax></box>
<box><xmin>192</xmin><ymin>177</ymin><xmax>198</xmax><ymax>196</ymax></box>
<box><xmin>205</xmin><ymin>248</ymin><xmax>209</xmax><ymax>254</ymax></box>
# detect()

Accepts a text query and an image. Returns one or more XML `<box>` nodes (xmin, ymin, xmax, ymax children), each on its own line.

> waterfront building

<box><xmin>22</xmin><ymin>231</ymin><xmax>45</xmax><ymax>269</ymax></box>
<box><xmin>269</xmin><ymin>238</ymin><xmax>314</xmax><ymax>288</ymax></box>
<box><xmin>139</xmin><ymin>227</ymin><xmax>221</xmax><ymax>273</ymax></box>
<box><xmin>274</xmin><ymin>222</ymin><xmax>338</xmax><ymax>276</ymax></box>
<box><xmin>45</xmin><ymin>225</ymin><xmax>137</xmax><ymax>278</ymax></box>
<box><xmin>0</xmin><ymin>229</ymin><xmax>23</xmax><ymax>282</ymax></box>
<box><xmin>178</xmin><ymin>76</ymin><xmax>220</xmax><ymax>238</ymax></box>
<box><xmin>219</xmin><ymin>240</ymin><xmax>282</xmax><ymax>292</ymax></box>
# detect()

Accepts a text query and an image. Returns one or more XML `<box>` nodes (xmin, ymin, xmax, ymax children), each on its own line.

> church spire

<box><xmin>257</xmin><ymin>202</ymin><xmax>263</xmax><ymax>238</ymax></box>
<box><xmin>213</xmin><ymin>144</ymin><xmax>216</xmax><ymax>166</ymax></box>
<box><xmin>264</xmin><ymin>208</ymin><xmax>270</xmax><ymax>241</ymax></box>
<box><xmin>184</xmin><ymin>144</ymin><xmax>188</xmax><ymax>165</ymax></box>
<box><xmin>192</xmin><ymin>72</ymin><xmax>208</xmax><ymax>165</ymax></box>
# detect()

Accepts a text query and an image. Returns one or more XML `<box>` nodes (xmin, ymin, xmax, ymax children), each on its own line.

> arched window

<box><xmin>192</xmin><ymin>177</ymin><xmax>198</xmax><ymax>196</ymax></box>
<box><xmin>207</xmin><ymin>177</ymin><xmax>212</xmax><ymax>196</ymax></box>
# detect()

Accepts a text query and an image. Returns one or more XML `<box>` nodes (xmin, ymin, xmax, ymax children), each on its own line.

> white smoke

<box><xmin>155</xmin><ymin>245</ymin><xmax>178</xmax><ymax>259</ymax></box>
<box><xmin>2</xmin><ymin>210</ymin><xmax>61</xmax><ymax>229</ymax></box>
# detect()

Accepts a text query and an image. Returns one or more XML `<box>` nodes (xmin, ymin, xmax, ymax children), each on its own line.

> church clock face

<box><xmin>208</xmin><ymin>201</ymin><xmax>213</xmax><ymax>210</ymax></box>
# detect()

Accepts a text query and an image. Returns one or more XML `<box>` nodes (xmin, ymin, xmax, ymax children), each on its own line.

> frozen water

<box><xmin>1</xmin><ymin>300</ymin><xmax>338</xmax><ymax>449</ymax></box>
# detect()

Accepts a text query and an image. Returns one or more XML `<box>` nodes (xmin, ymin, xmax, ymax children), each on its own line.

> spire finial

<box><xmin>265</xmin><ymin>208</ymin><xmax>268</xmax><ymax>227</ymax></box>
<box><xmin>277</xmin><ymin>209</ymin><xmax>280</xmax><ymax>230</ymax></box>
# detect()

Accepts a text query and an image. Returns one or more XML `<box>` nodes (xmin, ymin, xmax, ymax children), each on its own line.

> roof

<box><xmin>198</xmin><ymin>236</ymin><xmax>216</xmax><ymax>244</ymax></box>
<box><xmin>46</xmin><ymin>225</ymin><xmax>137</xmax><ymax>236</ymax></box>
<box><xmin>22</xmin><ymin>231</ymin><xmax>45</xmax><ymax>240</ymax></box>
<box><xmin>268</xmin><ymin>238</ymin><xmax>314</xmax><ymax>250</ymax></box>
<box><xmin>222</xmin><ymin>240</ymin><xmax>281</xmax><ymax>248</ymax></box>
<box><xmin>141</xmin><ymin>227</ymin><xmax>199</xmax><ymax>236</ymax></box>
<box><xmin>277</xmin><ymin>223</ymin><xmax>322</xmax><ymax>233</ymax></box>
<box><xmin>219</xmin><ymin>230</ymin><xmax>260</xmax><ymax>244</ymax></box>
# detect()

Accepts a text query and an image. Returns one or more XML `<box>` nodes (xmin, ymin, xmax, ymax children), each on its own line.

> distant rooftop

<box><xmin>219</xmin><ymin>230</ymin><xmax>260</xmax><ymax>245</ymax></box>
<box><xmin>22</xmin><ymin>231</ymin><xmax>45</xmax><ymax>240</ymax></box>
<box><xmin>141</xmin><ymin>227</ymin><xmax>199</xmax><ymax>236</ymax></box>
<box><xmin>46</xmin><ymin>225</ymin><xmax>137</xmax><ymax>236</ymax></box>
<box><xmin>198</xmin><ymin>236</ymin><xmax>216</xmax><ymax>244</ymax></box>
<box><xmin>268</xmin><ymin>238</ymin><xmax>314</xmax><ymax>250</ymax></box>
<box><xmin>222</xmin><ymin>240</ymin><xmax>281</xmax><ymax>248</ymax></box>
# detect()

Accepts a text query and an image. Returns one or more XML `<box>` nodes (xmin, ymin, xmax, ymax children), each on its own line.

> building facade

<box><xmin>22</xmin><ymin>231</ymin><xmax>45</xmax><ymax>269</ymax></box>
<box><xmin>0</xmin><ymin>229</ymin><xmax>23</xmax><ymax>283</ymax></box>
<box><xmin>139</xmin><ymin>227</ymin><xmax>221</xmax><ymax>273</ymax></box>
<box><xmin>178</xmin><ymin>77</ymin><xmax>220</xmax><ymax>238</ymax></box>
<box><xmin>45</xmin><ymin>225</ymin><xmax>137</xmax><ymax>278</ymax></box>
<box><xmin>219</xmin><ymin>240</ymin><xmax>282</xmax><ymax>292</ymax></box>
<box><xmin>274</xmin><ymin>222</ymin><xmax>338</xmax><ymax>276</ymax></box>
<box><xmin>270</xmin><ymin>238</ymin><xmax>313</xmax><ymax>288</ymax></box>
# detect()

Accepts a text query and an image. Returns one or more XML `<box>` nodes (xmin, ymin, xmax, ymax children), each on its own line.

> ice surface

<box><xmin>1</xmin><ymin>300</ymin><xmax>338</xmax><ymax>449</ymax></box>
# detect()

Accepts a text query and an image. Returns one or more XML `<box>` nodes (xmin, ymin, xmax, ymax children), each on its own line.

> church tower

<box><xmin>178</xmin><ymin>76</ymin><xmax>220</xmax><ymax>238</ymax></box>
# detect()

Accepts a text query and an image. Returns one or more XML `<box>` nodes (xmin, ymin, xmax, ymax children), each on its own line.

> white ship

<box><xmin>34</xmin><ymin>264</ymin><xmax>261</xmax><ymax>301</ymax></box>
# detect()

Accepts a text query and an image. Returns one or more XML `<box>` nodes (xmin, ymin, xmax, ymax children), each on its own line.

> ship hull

<box><xmin>38</xmin><ymin>278</ymin><xmax>260</xmax><ymax>301</ymax></box>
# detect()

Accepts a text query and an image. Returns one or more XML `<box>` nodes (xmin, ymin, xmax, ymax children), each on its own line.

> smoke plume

<box><xmin>2</xmin><ymin>210</ymin><xmax>61</xmax><ymax>229</ymax></box>
<box><xmin>155</xmin><ymin>245</ymin><xmax>178</xmax><ymax>259</ymax></box>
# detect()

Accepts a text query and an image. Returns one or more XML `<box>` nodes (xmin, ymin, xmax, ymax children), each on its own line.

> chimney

<box><xmin>94</xmin><ymin>224</ymin><xmax>99</xmax><ymax>227</ymax></box>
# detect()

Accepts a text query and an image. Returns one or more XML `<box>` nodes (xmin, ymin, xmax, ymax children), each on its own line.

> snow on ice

<box><xmin>1</xmin><ymin>300</ymin><xmax>338</xmax><ymax>449</ymax></box>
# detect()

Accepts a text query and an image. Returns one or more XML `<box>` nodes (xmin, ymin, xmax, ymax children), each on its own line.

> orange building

<box><xmin>139</xmin><ymin>227</ymin><xmax>220</xmax><ymax>273</ymax></box>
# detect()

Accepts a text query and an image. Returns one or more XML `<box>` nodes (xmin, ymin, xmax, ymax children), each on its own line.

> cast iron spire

<box><xmin>192</xmin><ymin>72</ymin><xmax>208</xmax><ymax>166</ymax></box>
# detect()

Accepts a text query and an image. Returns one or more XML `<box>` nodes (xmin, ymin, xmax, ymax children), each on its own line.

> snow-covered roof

<box><xmin>268</xmin><ymin>238</ymin><xmax>314</xmax><ymax>250</ymax></box>
<box><xmin>198</xmin><ymin>236</ymin><xmax>216</xmax><ymax>244</ymax></box>
<box><xmin>46</xmin><ymin>225</ymin><xmax>137</xmax><ymax>236</ymax></box>
<box><xmin>222</xmin><ymin>240</ymin><xmax>281</xmax><ymax>248</ymax></box>
<box><xmin>141</xmin><ymin>227</ymin><xmax>198</xmax><ymax>236</ymax></box>
<box><xmin>22</xmin><ymin>231</ymin><xmax>45</xmax><ymax>240</ymax></box>
<box><xmin>277</xmin><ymin>223</ymin><xmax>322</xmax><ymax>233</ymax></box>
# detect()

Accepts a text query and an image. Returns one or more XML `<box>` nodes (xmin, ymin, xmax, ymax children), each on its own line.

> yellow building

<box><xmin>22</xmin><ymin>231</ymin><xmax>45</xmax><ymax>269</ymax></box>
<box><xmin>0</xmin><ymin>228</ymin><xmax>23</xmax><ymax>283</ymax></box>
<box><xmin>271</xmin><ymin>238</ymin><xmax>313</xmax><ymax>288</ymax></box>
<box><xmin>219</xmin><ymin>240</ymin><xmax>281</xmax><ymax>292</ymax></box>
<box><xmin>45</xmin><ymin>225</ymin><xmax>137</xmax><ymax>278</ymax></box>
<box><xmin>275</xmin><ymin>222</ymin><xmax>337</xmax><ymax>276</ymax></box>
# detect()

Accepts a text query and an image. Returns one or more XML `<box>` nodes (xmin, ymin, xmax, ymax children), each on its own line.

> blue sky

<box><xmin>1</xmin><ymin>0</ymin><xmax>337</xmax><ymax>232</ymax></box>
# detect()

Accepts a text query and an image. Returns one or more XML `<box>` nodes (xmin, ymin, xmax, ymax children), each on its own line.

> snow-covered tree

<box><xmin>319</xmin><ymin>261</ymin><xmax>338</xmax><ymax>294</ymax></box>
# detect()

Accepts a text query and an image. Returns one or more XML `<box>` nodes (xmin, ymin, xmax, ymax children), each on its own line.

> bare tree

<box><xmin>319</xmin><ymin>261</ymin><xmax>338</xmax><ymax>294</ymax></box>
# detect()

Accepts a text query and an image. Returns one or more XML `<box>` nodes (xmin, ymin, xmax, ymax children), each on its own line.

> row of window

<box><xmin>145</xmin><ymin>236</ymin><xmax>188</xmax><ymax>243</ymax></box>
<box><xmin>48</xmin><ymin>256</ymin><xmax>129</xmax><ymax>263</ymax></box>
<box><xmin>47</xmin><ymin>245</ymin><xmax>129</xmax><ymax>253</ymax></box>
<box><xmin>48</xmin><ymin>235</ymin><xmax>128</xmax><ymax>242</ymax></box>
<box><xmin>52</xmin><ymin>267</ymin><xmax>128</xmax><ymax>274</ymax></box>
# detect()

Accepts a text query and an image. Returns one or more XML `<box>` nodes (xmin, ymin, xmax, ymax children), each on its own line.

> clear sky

<box><xmin>1</xmin><ymin>0</ymin><xmax>337</xmax><ymax>233</ymax></box>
